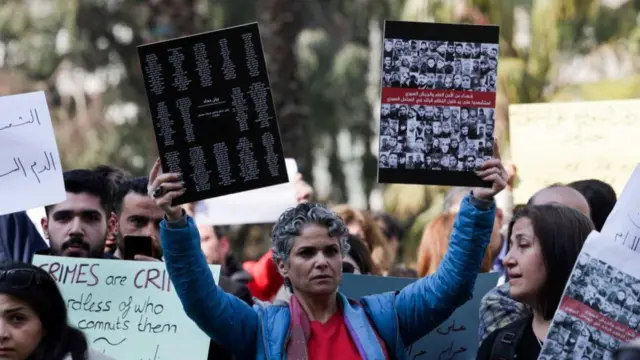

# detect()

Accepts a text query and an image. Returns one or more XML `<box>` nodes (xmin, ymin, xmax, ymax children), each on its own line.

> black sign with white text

<box><xmin>138</xmin><ymin>23</ymin><xmax>288</xmax><ymax>205</ymax></box>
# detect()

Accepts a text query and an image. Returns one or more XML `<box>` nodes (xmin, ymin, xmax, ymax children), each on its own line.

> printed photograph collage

<box><xmin>540</xmin><ymin>253</ymin><xmax>640</xmax><ymax>359</ymax></box>
<box><xmin>378</xmin><ymin>38</ymin><xmax>499</xmax><ymax>173</ymax></box>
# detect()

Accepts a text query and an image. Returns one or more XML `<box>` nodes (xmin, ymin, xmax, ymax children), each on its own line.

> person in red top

<box><xmin>243</xmin><ymin>248</ymin><xmax>284</xmax><ymax>301</ymax></box>
<box><xmin>307</xmin><ymin>304</ymin><xmax>388</xmax><ymax>360</ymax></box>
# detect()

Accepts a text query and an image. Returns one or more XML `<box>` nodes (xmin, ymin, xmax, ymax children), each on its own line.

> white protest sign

<box><xmin>601</xmin><ymin>165</ymin><xmax>640</xmax><ymax>252</ymax></box>
<box><xmin>509</xmin><ymin>100</ymin><xmax>638</xmax><ymax>204</ymax></box>
<box><xmin>0</xmin><ymin>91</ymin><xmax>65</xmax><ymax>216</ymax></box>
<box><xmin>194</xmin><ymin>158</ymin><xmax>298</xmax><ymax>225</ymax></box>
<box><xmin>33</xmin><ymin>255</ymin><xmax>220</xmax><ymax>359</ymax></box>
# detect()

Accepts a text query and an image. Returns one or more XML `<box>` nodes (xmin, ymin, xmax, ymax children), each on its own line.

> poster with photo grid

<box><xmin>539</xmin><ymin>232</ymin><xmax>640</xmax><ymax>359</ymax></box>
<box><xmin>377</xmin><ymin>21</ymin><xmax>500</xmax><ymax>187</ymax></box>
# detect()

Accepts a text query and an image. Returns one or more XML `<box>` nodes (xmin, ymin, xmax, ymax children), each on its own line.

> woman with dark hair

<box><xmin>477</xmin><ymin>205</ymin><xmax>595</xmax><ymax>359</ymax></box>
<box><xmin>0</xmin><ymin>262</ymin><xmax>113</xmax><ymax>360</ymax></box>
<box><xmin>342</xmin><ymin>234</ymin><xmax>377</xmax><ymax>275</ymax></box>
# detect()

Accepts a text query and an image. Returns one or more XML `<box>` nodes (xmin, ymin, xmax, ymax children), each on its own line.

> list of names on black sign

<box><xmin>138</xmin><ymin>23</ymin><xmax>288</xmax><ymax>205</ymax></box>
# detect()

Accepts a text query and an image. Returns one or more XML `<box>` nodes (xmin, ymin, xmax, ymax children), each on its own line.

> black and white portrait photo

<box><xmin>378</xmin><ymin>103</ymin><xmax>495</xmax><ymax>172</ymax></box>
<box><xmin>381</xmin><ymin>39</ymin><xmax>498</xmax><ymax>93</ymax></box>
<box><xmin>540</xmin><ymin>253</ymin><xmax>640</xmax><ymax>359</ymax></box>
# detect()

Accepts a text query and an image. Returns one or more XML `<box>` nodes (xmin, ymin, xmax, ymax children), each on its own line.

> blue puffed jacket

<box><xmin>160</xmin><ymin>194</ymin><xmax>496</xmax><ymax>360</ymax></box>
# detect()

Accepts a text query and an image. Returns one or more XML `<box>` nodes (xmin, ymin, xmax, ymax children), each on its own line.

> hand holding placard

<box><xmin>473</xmin><ymin>143</ymin><xmax>507</xmax><ymax>201</ymax></box>
<box><xmin>147</xmin><ymin>158</ymin><xmax>185</xmax><ymax>221</ymax></box>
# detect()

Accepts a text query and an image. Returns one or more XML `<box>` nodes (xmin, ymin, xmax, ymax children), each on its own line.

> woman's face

<box><xmin>277</xmin><ymin>224</ymin><xmax>343</xmax><ymax>296</ymax></box>
<box><xmin>0</xmin><ymin>294</ymin><xmax>43</xmax><ymax>360</ymax></box>
<box><xmin>505</xmin><ymin>217</ymin><xmax>547</xmax><ymax>306</ymax></box>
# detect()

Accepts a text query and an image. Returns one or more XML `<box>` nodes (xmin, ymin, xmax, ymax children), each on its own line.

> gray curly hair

<box><xmin>271</xmin><ymin>203</ymin><xmax>350</xmax><ymax>263</ymax></box>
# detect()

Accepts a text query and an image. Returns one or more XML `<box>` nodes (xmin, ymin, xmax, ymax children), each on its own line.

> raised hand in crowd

<box><xmin>473</xmin><ymin>142</ymin><xmax>507</xmax><ymax>201</ymax></box>
<box><xmin>146</xmin><ymin>159</ymin><xmax>186</xmax><ymax>221</ymax></box>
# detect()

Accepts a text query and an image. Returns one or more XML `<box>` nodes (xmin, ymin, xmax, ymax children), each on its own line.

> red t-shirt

<box><xmin>307</xmin><ymin>310</ymin><xmax>389</xmax><ymax>360</ymax></box>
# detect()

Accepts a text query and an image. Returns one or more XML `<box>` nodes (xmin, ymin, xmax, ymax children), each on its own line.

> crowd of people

<box><xmin>0</xmin><ymin>145</ymin><xmax>638</xmax><ymax>360</ymax></box>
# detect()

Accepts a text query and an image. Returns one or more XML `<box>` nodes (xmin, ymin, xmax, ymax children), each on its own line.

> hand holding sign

<box><xmin>147</xmin><ymin>158</ymin><xmax>185</xmax><ymax>221</ymax></box>
<box><xmin>473</xmin><ymin>141</ymin><xmax>507</xmax><ymax>201</ymax></box>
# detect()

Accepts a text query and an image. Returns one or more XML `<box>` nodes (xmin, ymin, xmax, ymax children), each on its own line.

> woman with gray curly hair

<box><xmin>147</xmin><ymin>152</ymin><xmax>508</xmax><ymax>360</ymax></box>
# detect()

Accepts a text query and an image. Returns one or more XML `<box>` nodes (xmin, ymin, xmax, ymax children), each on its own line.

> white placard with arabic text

<box><xmin>0</xmin><ymin>91</ymin><xmax>65</xmax><ymax>216</ymax></box>
<box><xmin>601</xmin><ymin>165</ymin><xmax>640</xmax><ymax>253</ymax></box>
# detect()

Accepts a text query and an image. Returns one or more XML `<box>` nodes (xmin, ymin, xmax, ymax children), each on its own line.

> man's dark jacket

<box><xmin>0</xmin><ymin>211</ymin><xmax>48</xmax><ymax>263</ymax></box>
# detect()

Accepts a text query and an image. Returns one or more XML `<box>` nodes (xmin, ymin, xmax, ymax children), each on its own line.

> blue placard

<box><xmin>340</xmin><ymin>271</ymin><xmax>499</xmax><ymax>359</ymax></box>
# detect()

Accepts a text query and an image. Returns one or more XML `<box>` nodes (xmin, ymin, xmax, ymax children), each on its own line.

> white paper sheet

<box><xmin>601</xmin><ymin>165</ymin><xmax>640</xmax><ymax>252</ymax></box>
<box><xmin>0</xmin><ymin>91</ymin><xmax>65</xmax><ymax>216</ymax></box>
<box><xmin>194</xmin><ymin>159</ymin><xmax>298</xmax><ymax>225</ymax></box>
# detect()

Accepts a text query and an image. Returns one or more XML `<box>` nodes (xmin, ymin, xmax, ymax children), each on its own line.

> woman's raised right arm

<box><xmin>147</xmin><ymin>159</ymin><xmax>258</xmax><ymax>358</ymax></box>
<box><xmin>160</xmin><ymin>213</ymin><xmax>259</xmax><ymax>358</ymax></box>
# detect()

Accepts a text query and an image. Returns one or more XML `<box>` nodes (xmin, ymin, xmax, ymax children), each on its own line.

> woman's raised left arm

<box><xmin>395</xmin><ymin>155</ymin><xmax>507</xmax><ymax>345</ymax></box>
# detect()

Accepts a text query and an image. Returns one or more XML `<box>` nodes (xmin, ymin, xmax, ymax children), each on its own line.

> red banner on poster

<box><xmin>381</xmin><ymin>88</ymin><xmax>496</xmax><ymax>108</ymax></box>
<box><xmin>560</xmin><ymin>296</ymin><xmax>639</xmax><ymax>342</ymax></box>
